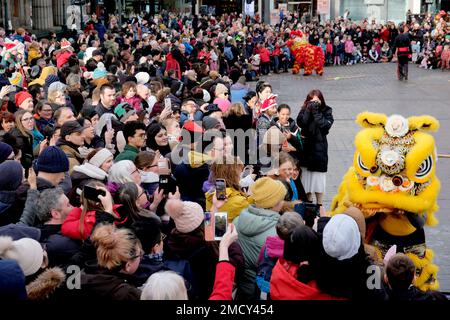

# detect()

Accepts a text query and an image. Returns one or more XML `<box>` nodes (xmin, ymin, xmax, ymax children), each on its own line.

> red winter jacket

<box><xmin>259</xmin><ymin>48</ymin><xmax>271</xmax><ymax>63</ymax></box>
<box><xmin>165</xmin><ymin>53</ymin><xmax>181</xmax><ymax>80</ymax></box>
<box><xmin>209</xmin><ymin>262</ymin><xmax>235</xmax><ymax>300</ymax></box>
<box><xmin>270</xmin><ymin>259</ymin><xmax>346</xmax><ymax>300</ymax></box>
<box><xmin>61</xmin><ymin>204</ymin><xmax>123</xmax><ymax>241</ymax></box>
<box><xmin>56</xmin><ymin>50</ymin><xmax>75</xmax><ymax>68</ymax></box>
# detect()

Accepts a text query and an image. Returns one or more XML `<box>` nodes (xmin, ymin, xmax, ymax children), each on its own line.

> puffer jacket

<box><xmin>205</xmin><ymin>187</ymin><xmax>251</xmax><ymax>223</ymax></box>
<box><xmin>296</xmin><ymin>104</ymin><xmax>333</xmax><ymax>172</ymax></box>
<box><xmin>270</xmin><ymin>259</ymin><xmax>345</xmax><ymax>300</ymax></box>
<box><xmin>233</xmin><ymin>205</ymin><xmax>279</xmax><ymax>300</ymax></box>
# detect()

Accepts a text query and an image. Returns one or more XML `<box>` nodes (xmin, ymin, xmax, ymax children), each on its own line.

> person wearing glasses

<box><xmin>115</xmin><ymin>121</ymin><xmax>146</xmax><ymax>162</ymax></box>
<box><xmin>116</xmin><ymin>182</ymin><xmax>162</xmax><ymax>228</ymax></box>
<box><xmin>213</xmin><ymin>83</ymin><xmax>231</xmax><ymax>113</ymax></box>
<box><xmin>10</xmin><ymin>110</ymin><xmax>37</xmax><ymax>175</ymax></box>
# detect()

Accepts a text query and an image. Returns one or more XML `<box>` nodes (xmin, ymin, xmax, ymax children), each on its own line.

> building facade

<box><xmin>330</xmin><ymin>0</ymin><xmax>446</xmax><ymax>23</ymax></box>
<box><xmin>0</xmin><ymin>0</ymin><xmax>84</xmax><ymax>31</ymax></box>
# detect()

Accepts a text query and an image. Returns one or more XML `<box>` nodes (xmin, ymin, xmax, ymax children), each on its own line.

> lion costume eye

<box><xmin>357</xmin><ymin>153</ymin><xmax>370</xmax><ymax>172</ymax></box>
<box><xmin>415</xmin><ymin>155</ymin><xmax>433</xmax><ymax>179</ymax></box>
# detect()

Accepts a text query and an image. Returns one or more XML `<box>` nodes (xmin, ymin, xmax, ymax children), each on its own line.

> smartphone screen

<box><xmin>83</xmin><ymin>185</ymin><xmax>106</xmax><ymax>202</ymax></box>
<box><xmin>164</xmin><ymin>97</ymin><xmax>172</xmax><ymax>110</ymax></box>
<box><xmin>214</xmin><ymin>212</ymin><xmax>228</xmax><ymax>240</ymax></box>
<box><xmin>204</xmin><ymin>211</ymin><xmax>214</xmax><ymax>241</ymax></box>
<box><xmin>106</xmin><ymin>117</ymin><xmax>112</xmax><ymax>131</ymax></box>
<box><xmin>216</xmin><ymin>179</ymin><xmax>227</xmax><ymax>200</ymax></box>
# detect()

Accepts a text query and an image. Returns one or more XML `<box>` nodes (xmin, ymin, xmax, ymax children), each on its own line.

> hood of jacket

<box><xmin>73</xmin><ymin>162</ymin><xmax>108</xmax><ymax>181</ymax></box>
<box><xmin>265</xmin><ymin>236</ymin><xmax>284</xmax><ymax>259</ymax></box>
<box><xmin>270</xmin><ymin>259</ymin><xmax>343</xmax><ymax>300</ymax></box>
<box><xmin>188</xmin><ymin>151</ymin><xmax>212</xmax><ymax>168</ymax></box>
<box><xmin>271</xmin><ymin>117</ymin><xmax>300</xmax><ymax>134</ymax></box>
<box><xmin>234</xmin><ymin>205</ymin><xmax>279</xmax><ymax>238</ymax></box>
<box><xmin>26</xmin><ymin>267</ymin><xmax>66</xmax><ymax>300</ymax></box>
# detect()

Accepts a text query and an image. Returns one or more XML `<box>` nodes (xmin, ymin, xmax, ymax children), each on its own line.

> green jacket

<box><xmin>115</xmin><ymin>144</ymin><xmax>139</xmax><ymax>162</ymax></box>
<box><xmin>233</xmin><ymin>205</ymin><xmax>280</xmax><ymax>299</ymax></box>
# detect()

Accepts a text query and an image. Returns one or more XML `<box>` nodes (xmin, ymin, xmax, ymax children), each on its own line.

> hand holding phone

<box><xmin>83</xmin><ymin>185</ymin><xmax>107</xmax><ymax>202</ymax></box>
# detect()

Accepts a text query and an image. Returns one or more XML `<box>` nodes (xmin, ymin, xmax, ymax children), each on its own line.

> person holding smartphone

<box><xmin>205</xmin><ymin>156</ymin><xmax>251</xmax><ymax>223</ymax></box>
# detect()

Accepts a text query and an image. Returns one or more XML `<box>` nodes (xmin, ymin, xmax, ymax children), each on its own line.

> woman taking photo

<box><xmin>296</xmin><ymin>89</ymin><xmax>333</xmax><ymax>206</ymax></box>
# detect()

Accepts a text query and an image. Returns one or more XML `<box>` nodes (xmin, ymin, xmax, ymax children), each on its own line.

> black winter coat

<box><xmin>296</xmin><ymin>104</ymin><xmax>333</xmax><ymax>172</ymax></box>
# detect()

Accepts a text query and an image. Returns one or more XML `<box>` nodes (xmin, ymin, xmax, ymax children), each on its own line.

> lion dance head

<box><xmin>331</xmin><ymin>112</ymin><xmax>441</xmax><ymax>290</ymax></box>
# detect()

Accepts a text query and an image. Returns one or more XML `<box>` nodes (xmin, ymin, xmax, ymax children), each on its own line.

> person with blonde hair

<box><xmin>77</xmin><ymin>224</ymin><xmax>142</xmax><ymax>300</ymax></box>
<box><xmin>205</xmin><ymin>156</ymin><xmax>251</xmax><ymax>222</ymax></box>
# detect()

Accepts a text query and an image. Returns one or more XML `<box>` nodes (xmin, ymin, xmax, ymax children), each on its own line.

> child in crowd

<box><xmin>369</xmin><ymin>45</ymin><xmax>379</xmax><ymax>63</ymax></box>
<box><xmin>116</xmin><ymin>81</ymin><xmax>143</xmax><ymax>112</ymax></box>
<box><xmin>325</xmin><ymin>39</ymin><xmax>333</xmax><ymax>66</ymax></box>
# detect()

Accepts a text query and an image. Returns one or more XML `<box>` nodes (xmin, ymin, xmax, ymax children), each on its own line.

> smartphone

<box><xmin>106</xmin><ymin>117</ymin><xmax>112</xmax><ymax>131</ymax></box>
<box><xmin>214</xmin><ymin>212</ymin><xmax>228</xmax><ymax>240</ymax></box>
<box><xmin>204</xmin><ymin>211</ymin><xmax>214</xmax><ymax>241</ymax></box>
<box><xmin>215</xmin><ymin>179</ymin><xmax>227</xmax><ymax>200</ymax></box>
<box><xmin>164</xmin><ymin>97</ymin><xmax>172</xmax><ymax>110</ymax></box>
<box><xmin>8</xmin><ymin>85</ymin><xmax>16</xmax><ymax>92</ymax></box>
<box><xmin>294</xmin><ymin>202</ymin><xmax>320</xmax><ymax>228</ymax></box>
<box><xmin>159</xmin><ymin>174</ymin><xmax>176</xmax><ymax>195</ymax></box>
<box><xmin>83</xmin><ymin>185</ymin><xmax>106</xmax><ymax>202</ymax></box>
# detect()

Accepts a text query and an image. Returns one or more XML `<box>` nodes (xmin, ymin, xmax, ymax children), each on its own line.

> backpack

<box><xmin>255</xmin><ymin>247</ymin><xmax>278</xmax><ymax>300</ymax></box>
<box><xmin>224</xmin><ymin>46</ymin><xmax>234</xmax><ymax>61</ymax></box>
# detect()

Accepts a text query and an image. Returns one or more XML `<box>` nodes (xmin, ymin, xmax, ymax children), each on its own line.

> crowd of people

<box><xmin>0</xmin><ymin>9</ymin><xmax>449</xmax><ymax>301</ymax></box>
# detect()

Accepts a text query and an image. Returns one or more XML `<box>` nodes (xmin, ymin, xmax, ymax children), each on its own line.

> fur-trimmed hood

<box><xmin>26</xmin><ymin>267</ymin><xmax>66</xmax><ymax>300</ymax></box>
<box><xmin>73</xmin><ymin>162</ymin><xmax>108</xmax><ymax>181</ymax></box>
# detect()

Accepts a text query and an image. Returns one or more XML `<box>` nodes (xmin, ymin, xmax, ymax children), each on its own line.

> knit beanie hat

<box><xmin>250</xmin><ymin>177</ymin><xmax>287</xmax><ymax>209</ymax></box>
<box><xmin>0</xmin><ymin>141</ymin><xmax>13</xmax><ymax>163</ymax></box>
<box><xmin>89</xmin><ymin>148</ymin><xmax>113</xmax><ymax>168</ymax></box>
<box><xmin>202</xmin><ymin>116</ymin><xmax>220</xmax><ymax>130</ymax></box>
<box><xmin>45</xmin><ymin>74</ymin><xmax>59</xmax><ymax>88</ymax></box>
<box><xmin>322</xmin><ymin>214</ymin><xmax>361</xmax><ymax>261</ymax></box>
<box><xmin>14</xmin><ymin>91</ymin><xmax>32</xmax><ymax>107</ymax></box>
<box><xmin>0</xmin><ymin>259</ymin><xmax>27</xmax><ymax>300</ymax></box>
<box><xmin>0</xmin><ymin>236</ymin><xmax>44</xmax><ymax>276</ymax></box>
<box><xmin>36</xmin><ymin>146</ymin><xmax>69</xmax><ymax>173</ymax></box>
<box><xmin>0</xmin><ymin>160</ymin><xmax>23</xmax><ymax>190</ymax></box>
<box><xmin>92</xmin><ymin>68</ymin><xmax>108</xmax><ymax>80</ymax></box>
<box><xmin>114</xmin><ymin>102</ymin><xmax>136</xmax><ymax>123</ymax></box>
<box><xmin>165</xmin><ymin>199</ymin><xmax>204</xmax><ymax>233</ymax></box>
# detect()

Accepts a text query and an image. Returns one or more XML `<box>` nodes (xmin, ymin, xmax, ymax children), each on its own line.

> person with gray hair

<box><xmin>36</xmin><ymin>187</ymin><xmax>81</xmax><ymax>267</ymax></box>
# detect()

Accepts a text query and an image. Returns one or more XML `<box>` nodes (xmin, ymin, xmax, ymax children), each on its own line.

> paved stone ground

<box><xmin>253</xmin><ymin>63</ymin><xmax>450</xmax><ymax>291</ymax></box>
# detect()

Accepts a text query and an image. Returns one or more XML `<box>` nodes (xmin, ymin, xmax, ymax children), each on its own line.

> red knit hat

<box><xmin>15</xmin><ymin>91</ymin><xmax>33</xmax><ymax>107</ymax></box>
<box><xmin>260</xmin><ymin>94</ymin><xmax>278</xmax><ymax>112</ymax></box>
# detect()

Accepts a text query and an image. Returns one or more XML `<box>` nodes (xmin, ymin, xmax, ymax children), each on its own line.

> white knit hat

<box><xmin>0</xmin><ymin>236</ymin><xmax>44</xmax><ymax>276</ymax></box>
<box><xmin>89</xmin><ymin>148</ymin><xmax>113</xmax><ymax>168</ymax></box>
<box><xmin>322</xmin><ymin>214</ymin><xmax>361</xmax><ymax>261</ymax></box>
<box><xmin>135</xmin><ymin>72</ymin><xmax>150</xmax><ymax>85</ymax></box>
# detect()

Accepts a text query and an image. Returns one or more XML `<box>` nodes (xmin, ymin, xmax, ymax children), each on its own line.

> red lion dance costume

<box><xmin>286</xmin><ymin>30</ymin><xmax>324</xmax><ymax>76</ymax></box>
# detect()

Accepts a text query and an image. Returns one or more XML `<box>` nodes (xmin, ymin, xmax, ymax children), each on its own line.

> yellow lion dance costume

<box><xmin>332</xmin><ymin>112</ymin><xmax>440</xmax><ymax>291</ymax></box>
